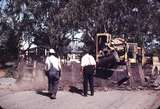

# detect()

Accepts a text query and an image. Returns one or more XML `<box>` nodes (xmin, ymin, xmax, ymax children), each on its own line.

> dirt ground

<box><xmin>0</xmin><ymin>90</ymin><xmax>160</xmax><ymax>109</ymax></box>
<box><xmin>0</xmin><ymin>61</ymin><xmax>160</xmax><ymax>109</ymax></box>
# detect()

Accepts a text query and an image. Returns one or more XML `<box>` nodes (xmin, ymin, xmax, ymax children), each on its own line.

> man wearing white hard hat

<box><xmin>49</xmin><ymin>49</ymin><xmax>55</xmax><ymax>53</ymax></box>
<box><xmin>45</xmin><ymin>48</ymin><xmax>61</xmax><ymax>99</ymax></box>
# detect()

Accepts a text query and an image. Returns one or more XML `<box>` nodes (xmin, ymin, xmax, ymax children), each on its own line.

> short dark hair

<box><xmin>49</xmin><ymin>52</ymin><xmax>55</xmax><ymax>55</ymax></box>
<box><xmin>88</xmin><ymin>50</ymin><xmax>92</xmax><ymax>54</ymax></box>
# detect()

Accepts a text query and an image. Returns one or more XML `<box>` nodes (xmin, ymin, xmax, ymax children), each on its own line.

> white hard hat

<box><xmin>49</xmin><ymin>49</ymin><xmax>55</xmax><ymax>53</ymax></box>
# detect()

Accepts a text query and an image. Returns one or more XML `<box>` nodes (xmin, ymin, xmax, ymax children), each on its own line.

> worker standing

<box><xmin>45</xmin><ymin>49</ymin><xmax>61</xmax><ymax>99</ymax></box>
<box><xmin>81</xmin><ymin>50</ymin><xmax>96</xmax><ymax>97</ymax></box>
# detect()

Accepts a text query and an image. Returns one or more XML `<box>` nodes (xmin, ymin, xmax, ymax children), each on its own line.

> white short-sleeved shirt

<box><xmin>45</xmin><ymin>55</ymin><xmax>61</xmax><ymax>71</ymax></box>
<box><xmin>81</xmin><ymin>53</ymin><xmax>96</xmax><ymax>67</ymax></box>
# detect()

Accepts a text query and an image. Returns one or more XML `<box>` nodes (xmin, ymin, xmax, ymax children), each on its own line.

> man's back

<box><xmin>81</xmin><ymin>53</ymin><xmax>96</xmax><ymax>67</ymax></box>
<box><xmin>45</xmin><ymin>55</ymin><xmax>61</xmax><ymax>71</ymax></box>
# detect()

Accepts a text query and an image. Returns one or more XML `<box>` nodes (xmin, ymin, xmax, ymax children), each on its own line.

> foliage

<box><xmin>0</xmin><ymin>0</ymin><xmax>160</xmax><ymax>59</ymax></box>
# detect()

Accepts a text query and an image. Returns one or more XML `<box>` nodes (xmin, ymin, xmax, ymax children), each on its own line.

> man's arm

<box><xmin>45</xmin><ymin>57</ymin><xmax>49</xmax><ymax>71</ymax></box>
<box><xmin>81</xmin><ymin>66</ymin><xmax>84</xmax><ymax>75</ymax></box>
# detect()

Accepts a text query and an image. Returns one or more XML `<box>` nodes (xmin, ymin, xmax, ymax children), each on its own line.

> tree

<box><xmin>62</xmin><ymin>0</ymin><xmax>160</xmax><ymax>51</ymax></box>
<box><xmin>1</xmin><ymin>0</ymin><xmax>160</xmax><ymax>59</ymax></box>
<box><xmin>0</xmin><ymin>0</ymin><xmax>72</xmax><ymax>58</ymax></box>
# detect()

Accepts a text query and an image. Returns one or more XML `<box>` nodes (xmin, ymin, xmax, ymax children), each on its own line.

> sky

<box><xmin>0</xmin><ymin>0</ymin><xmax>6</xmax><ymax>11</ymax></box>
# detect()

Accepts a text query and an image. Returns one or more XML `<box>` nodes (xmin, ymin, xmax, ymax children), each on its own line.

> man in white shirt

<box><xmin>45</xmin><ymin>49</ymin><xmax>61</xmax><ymax>99</ymax></box>
<box><xmin>81</xmin><ymin>51</ymin><xmax>96</xmax><ymax>96</ymax></box>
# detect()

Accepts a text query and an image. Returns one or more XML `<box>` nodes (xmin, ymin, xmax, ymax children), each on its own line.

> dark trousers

<box><xmin>83</xmin><ymin>66</ymin><xmax>94</xmax><ymax>96</ymax></box>
<box><xmin>48</xmin><ymin>71</ymin><xmax>59</xmax><ymax>96</ymax></box>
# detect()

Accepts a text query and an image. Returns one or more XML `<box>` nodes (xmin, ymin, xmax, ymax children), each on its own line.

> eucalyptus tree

<box><xmin>63</xmin><ymin>0</ymin><xmax>160</xmax><ymax>51</ymax></box>
<box><xmin>1</xmin><ymin>0</ymin><xmax>160</xmax><ymax>58</ymax></box>
<box><xmin>0</xmin><ymin>0</ymin><xmax>72</xmax><ymax>57</ymax></box>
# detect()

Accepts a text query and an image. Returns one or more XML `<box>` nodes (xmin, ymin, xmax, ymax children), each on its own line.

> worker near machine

<box><xmin>81</xmin><ymin>50</ymin><xmax>96</xmax><ymax>97</ymax></box>
<box><xmin>45</xmin><ymin>49</ymin><xmax>61</xmax><ymax>99</ymax></box>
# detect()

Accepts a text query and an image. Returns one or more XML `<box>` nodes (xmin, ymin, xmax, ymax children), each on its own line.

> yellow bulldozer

<box><xmin>95</xmin><ymin>33</ymin><xmax>145</xmax><ymax>87</ymax></box>
<box><xmin>96</xmin><ymin>33</ymin><xmax>126</xmax><ymax>68</ymax></box>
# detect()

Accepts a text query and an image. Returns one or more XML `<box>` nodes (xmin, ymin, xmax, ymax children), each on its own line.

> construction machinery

<box><xmin>96</xmin><ymin>33</ymin><xmax>145</xmax><ymax>87</ymax></box>
<box><xmin>96</xmin><ymin>33</ymin><xmax>126</xmax><ymax>68</ymax></box>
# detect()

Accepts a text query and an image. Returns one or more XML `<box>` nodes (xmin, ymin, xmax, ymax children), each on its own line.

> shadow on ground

<box><xmin>69</xmin><ymin>86</ymin><xmax>83</xmax><ymax>95</ymax></box>
<box><xmin>157</xmin><ymin>106</ymin><xmax>160</xmax><ymax>109</ymax></box>
<box><xmin>0</xmin><ymin>106</ymin><xmax>3</xmax><ymax>109</ymax></box>
<box><xmin>36</xmin><ymin>91</ymin><xmax>51</xmax><ymax>98</ymax></box>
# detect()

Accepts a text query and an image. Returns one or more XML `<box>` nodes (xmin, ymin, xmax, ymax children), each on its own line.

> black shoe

<box><xmin>83</xmin><ymin>94</ymin><xmax>87</xmax><ymax>97</ymax></box>
<box><xmin>50</xmin><ymin>94</ymin><xmax>56</xmax><ymax>99</ymax></box>
<box><xmin>91</xmin><ymin>93</ymin><xmax>94</xmax><ymax>96</ymax></box>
